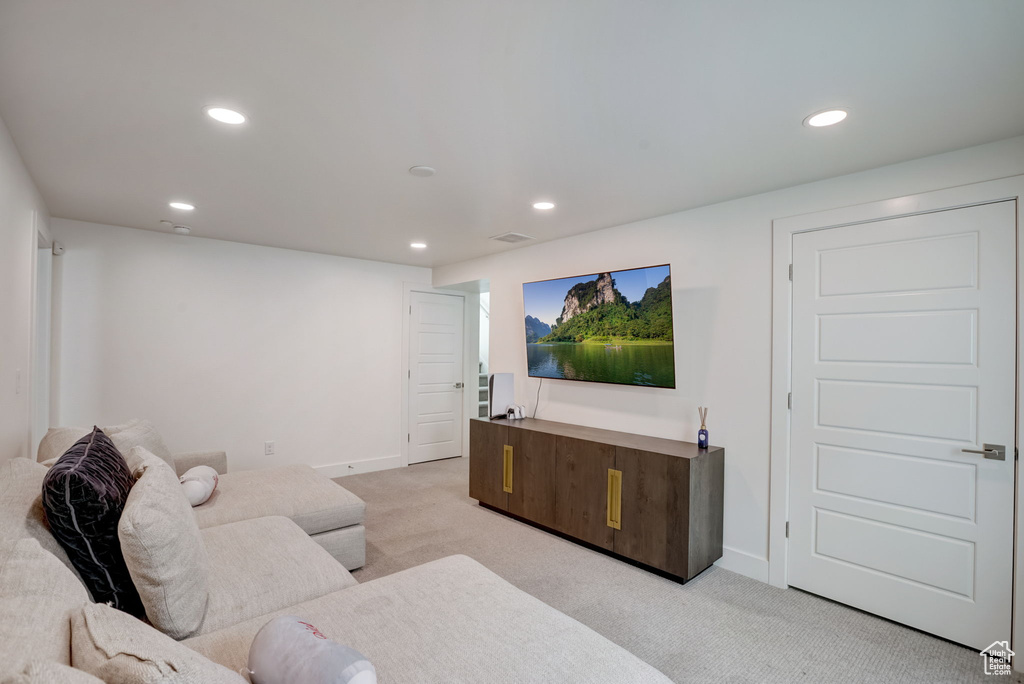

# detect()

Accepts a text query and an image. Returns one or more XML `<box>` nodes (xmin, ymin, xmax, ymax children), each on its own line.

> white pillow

<box><xmin>247</xmin><ymin>615</ymin><xmax>376</xmax><ymax>684</ymax></box>
<box><xmin>180</xmin><ymin>465</ymin><xmax>220</xmax><ymax>506</ymax></box>
<box><xmin>118</xmin><ymin>448</ymin><xmax>210</xmax><ymax>639</ymax></box>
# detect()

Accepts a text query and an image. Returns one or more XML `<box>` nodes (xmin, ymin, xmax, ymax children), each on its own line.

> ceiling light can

<box><xmin>169</xmin><ymin>201</ymin><xmax>195</xmax><ymax>211</ymax></box>
<box><xmin>410</xmin><ymin>242</ymin><xmax>427</xmax><ymax>249</ymax></box>
<box><xmin>204</xmin><ymin>106</ymin><xmax>247</xmax><ymax>125</ymax></box>
<box><xmin>803</xmin><ymin>109</ymin><xmax>848</xmax><ymax>127</ymax></box>
<box><xmin>533</xmin><ymin>201</ymin><xmax>555</xmax><ymax>210</ymax></box>
<box><xmin>172</xmin><ymin>225</ymin><xmax>191</xmax><ymax>235</ymax></box>
<box><xmin>408</xmin><ymin>166</ymin><xmax>436</xmax><ymax>177</ymax></box>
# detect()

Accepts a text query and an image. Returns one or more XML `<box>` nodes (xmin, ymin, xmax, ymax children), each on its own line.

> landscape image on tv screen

<box><xmin>523</xmin><ymin>265</ymin><xmax>675</xmax><ymax>388</ymax></box>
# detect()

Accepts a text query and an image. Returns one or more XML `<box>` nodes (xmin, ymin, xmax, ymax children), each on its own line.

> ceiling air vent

<box><xmin>490</xmin><ymin>232</ymin><xmax>535</xmax><ymax>244</ymax></box>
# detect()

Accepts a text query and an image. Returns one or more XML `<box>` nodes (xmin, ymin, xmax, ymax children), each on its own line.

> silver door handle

<box><xmin>961</xmin><ymin>443</ymin><xmax>1006</xmax><ymax>461</ymax></box>
<box><xmin>453</xmin><ymin>382</ymin><xmax>464</xmax><ymax>389</ymax></box>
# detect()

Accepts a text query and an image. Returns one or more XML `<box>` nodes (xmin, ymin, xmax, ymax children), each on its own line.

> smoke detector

<box><xmin>490</xmin><ymin>232</ymin><xmax>535</xmax><ymax>244</ymax></box>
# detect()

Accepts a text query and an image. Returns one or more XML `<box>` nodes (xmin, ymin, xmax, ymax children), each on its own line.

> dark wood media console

<box><xmin>469</xmin><ymin>417</ymin><xmax>724</xmax><ymax>581</ymax></box>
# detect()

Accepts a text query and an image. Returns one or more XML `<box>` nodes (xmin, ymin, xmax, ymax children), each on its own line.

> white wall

<box><xmin>433</xmin><ymin>135</ymin><xmax>1024</xmax><ymax>581</ymax></box>
<box><xmin>0</xmin><ymin>114</ymin><xmax>49</xmax><ymax>463</ymax></box>
<box><xmin>53</xmin><ymin>219</ymin><xmax>431</xmax><ymax>474</ymax></box>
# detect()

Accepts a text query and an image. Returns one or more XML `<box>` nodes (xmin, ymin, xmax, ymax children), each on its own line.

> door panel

<box><xmin>507</xmin><ymin>426</ymin><xmax>557</xmax><ymax>528</ymax></box>
<box><xmin>789</xmin><ymin>200</ymin><xmax>1015</xmax><ymax>650</ymax></box>
<box><xmin>554</xmin><ymin>437</ymin><xmax>615</xmax><ymax>550</ymax></box>
<box><xmin>615</xmin><ymin>446</ymin><xmax>690</xmax><ymax>576</ymax></box>
<box><xmin>468</xmin><ymin>419</ymin><xmax>507</xmax><ymax>510</ymax></box>
<box><xmin>818</xmin><ymin>310</ymin><xmax>976</xmax><ymax>364</ymax></box>
<box><xmin>408</xmin><ymin>291</ymin><xmax>464</xmax><ymax>464</ymax></box>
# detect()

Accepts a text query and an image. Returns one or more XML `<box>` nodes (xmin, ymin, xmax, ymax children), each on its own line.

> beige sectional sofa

<box><xmin>37</xmin><ymin>421</ymin><xmax>367</xmax><ymax>570</ymax></box>
<box><xmin>1</xmin><ymin>440</ymin><xmax>673</xmax><ymax>682</ymax></box>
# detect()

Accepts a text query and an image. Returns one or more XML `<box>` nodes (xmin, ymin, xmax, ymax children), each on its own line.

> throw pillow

<box><xmin>247</xmin><ymin>615</ymin><xmax>377</xmax><ymax>684</ymax></box>
<box><xmin>41</xmin><ymin>427</ymin><xmax>144</xmax><ymax>617</ymax></box>
<box><xmin>70</xmin><ymin>602</ymin><xmax>245</xmax><ymax>683</ymax></box>
<box><xmin>118</xmin><ymin>447</ymin><xmax>210</xmax><ymax>639</ymax></box>
<box><xmin>0</xmin><ymin>538</ymin><xmax>91</xmax><ymax>671</ymax></box>
<box><xmin>36</xmin><ymin>426</ymin><xmax>90</xmax><ymax>464</ymax></box>
<box><xmin>180</xmin><ymin>465</ymin><xmax>219</xmax><ymax>506</ymax></box>
<box><xmin>107</xmin><ymin>420</ymin><xmax>176</xmax><ymax>469</ymax></box>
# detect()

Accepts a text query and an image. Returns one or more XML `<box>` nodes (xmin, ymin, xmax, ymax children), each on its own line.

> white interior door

<box><xmin>788</xmin><ymin>200</ymin><xmax>1016</xmax><ymax>650</ymax></box>
<box><xmin>408</xmin><ymin>291</ymin><xmax>464</xmax><ymax>464</ymax></box>
<box><xmin>31</xmin><ymin>242</ymin><xmax>52</xmax><ymax>454</ymax></box>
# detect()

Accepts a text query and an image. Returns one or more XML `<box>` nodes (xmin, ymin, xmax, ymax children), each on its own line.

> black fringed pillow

<box><xmin>41</xmin><ymin>426</ymin><xmax>144</xmax><ymax>617</ymax></box>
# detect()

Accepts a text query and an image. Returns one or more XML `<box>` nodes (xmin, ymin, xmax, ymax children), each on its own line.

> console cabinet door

<box><xmin>555</xmin><ymin>436</ymin><xmax>615</xmax><ymax>550</ymax></box>
<box><xmin>507</xmin><ymin>426</ymin><xmax>557</xmax><ymax>528</ymax></box>
<box><xmin>469</xmin><ymin>420</ymin><xmax>508</xmax><ymax>510</ymax></box>
<box><xmin>614</xmin><ymin>447</ymin><xmax>691</xmax><ymax>578</ymax></box>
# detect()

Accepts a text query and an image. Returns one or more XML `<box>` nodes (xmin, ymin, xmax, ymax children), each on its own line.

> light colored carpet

<box><xmin>338</xmin><ymin>457</ymin><xmax>1013</xmax><ymax>683</ymax></box>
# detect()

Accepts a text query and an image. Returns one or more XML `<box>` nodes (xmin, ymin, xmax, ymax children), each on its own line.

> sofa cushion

<box><xmin>0</xmin><ymin>538</ymin><xmax>90</xmax><ymax>671</ymax></box>
<box><xmin>197</xmin><ymin>516</ymin><xmax>357</xmax><ymax>636</ymax></box>
<box><xmin>0</xmin><ymin>458</ymin><xmax>78</xmax><ymax>575</ymax></box>
<box><xmin>107</xmin><ymin>419</ymin><xmax>176</xmax><ymax>469</ymax></box>
<box><xmin>119</xmin><ymin>448</ymin><xmax>210</xmax><ymax>640</ymax></box>
<box><xmin>37</xmin><ymin>426</ymin><xmax>90</xmax><ymax>464</ymax></box>
<box><xmin>41</xmin><ymin>427</ymin><xmax>144</xmax><ymax>616</ymax></box>
<box><xmin>0</xmin><ymin>662</ymin><xmax>104</xmax><ymax>684</ymax></box>
<box><xmin>310</xmin><ymin>525</ymin><xmax>365</xmax><ymax>571</ymax></box>
<box><xmin>192</xmin><ymin>465</ymin><xmax>364</xmax><ymax>534</ymax></box>
<box><xmin>185</xmin><ymin>555</ymin><xmax>673</xmax><ymax>684</ymax></box>
<box><xmin>70</xmin><ymin>602</ymin><xmax>245</xmax><ymax>683</ymax></box>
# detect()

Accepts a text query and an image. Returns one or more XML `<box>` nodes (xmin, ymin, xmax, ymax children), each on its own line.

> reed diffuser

<box><xmin>697</xmin><ymin>406</ymin><xmax>709</xmax><ymax>449</ymax></box>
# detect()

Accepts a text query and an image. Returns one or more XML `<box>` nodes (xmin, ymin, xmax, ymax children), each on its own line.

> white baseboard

<box><xmin>714</xmin><ymin>546</ymin><xmax>770</xmax><ymax>583</ymax></box>
<box><xmin>315</xmin><ymin>454</ymin><xmax>403</xmax><ymax>479</ymax></box>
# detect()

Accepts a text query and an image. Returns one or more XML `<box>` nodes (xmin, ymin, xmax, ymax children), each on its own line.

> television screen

<box><xmin>523</xmin><ymin>265</ymin><xmax>675</xmax><ymax>388</ymax></box>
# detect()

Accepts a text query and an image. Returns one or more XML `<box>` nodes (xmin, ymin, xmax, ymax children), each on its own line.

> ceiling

<box><xmin>1</xmin><ymin>1</ymin><xmax>1022</xmax><ymax>267</ymax></box>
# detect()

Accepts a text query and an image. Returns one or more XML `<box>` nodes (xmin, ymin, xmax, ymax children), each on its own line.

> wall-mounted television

<box><xmin>523</xmin><ymin>264</ymin><xmax>675</xmax><ymax>388</ymax></box>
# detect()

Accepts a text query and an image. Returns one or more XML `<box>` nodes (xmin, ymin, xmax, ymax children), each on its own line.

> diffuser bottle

<box><xmin>697</xmin><ymin>407</ymin><xmax>709</xmax><ymax>449</ymax></box>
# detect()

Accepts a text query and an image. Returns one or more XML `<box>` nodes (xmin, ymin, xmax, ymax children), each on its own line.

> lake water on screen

<box><xmin>526</xmin><ymin>343</ymin><xmax>675</xmax><ymax>388</ymax></box>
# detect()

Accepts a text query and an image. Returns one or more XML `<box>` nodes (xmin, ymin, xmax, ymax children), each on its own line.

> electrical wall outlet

<box><xmin>264</xmin><ymin>441</ymin><xmax>275</xmax><ymax>456</ymax></box>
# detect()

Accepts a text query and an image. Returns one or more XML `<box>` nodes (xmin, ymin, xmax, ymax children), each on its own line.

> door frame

<box><xmin>768</xmin><ymin>175</ymin><xmax>1024</xmax><ymax>661</ymax></box>
<box><xmin>401</xmin><ymin>283</ymin><xmax>473</xmax><ymax>467</ymax></box>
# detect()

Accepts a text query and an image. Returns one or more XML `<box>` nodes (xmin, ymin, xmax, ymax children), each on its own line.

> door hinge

<box><xmin>787</xmin><ymin>392</ymin><xmax>792</xmax><ymax>409</ymax></box>
<box><xmin>785</xmin><ymin>521</ymin><xmax>789</xmax><ymax>538</ymax></box>
<box><xmin>788</xmin><ymin>264</ymin><xmax>793</xmax><ymax>281</ymax></box>
<box><xmin>408</xmin><ymin>369</ymin><xmax>411</xmax><ymax>378</ymax></box>
<box><xmin>407</xmin><ymin>433</ymin><xmax>410</xmax><ymax>442</ymax></box>
<box><xmin>409</xmin><ymin>305</ymin><xmax>412</xmax><ymax>314</ymax></box>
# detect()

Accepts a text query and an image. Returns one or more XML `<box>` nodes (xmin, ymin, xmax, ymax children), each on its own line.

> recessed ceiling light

<box><xmin>803</xmin><ymin>109</ymin><xmax>848</xmax><ymax>127</ymax></box>
<box><xmin>408</xmin><ymin>166</ymin><xmax>436</xmax><ymax>177</ymax></box>
<box><xmin>205</xmin><ymin>107</ymin><xmax>247</xmax><ymax>125</ymax></box>
<box><xmin>533</xmin><ymin>201</ymin><xmax>555</xmax><ymax>210</ymax></box>
<box><xmin>169</xmin><ymin>201</ymin><xmax>195</xmax><ymax>211</ymax></box>
<box><xmin>172</xmin><ymin>225</ymin><xmax>191</xmax><ymax>235</ymax></box>
<box><xmin>410</xmin><ymin>242</ymin><xmax>427</xmax><ymax>249</ymax></box>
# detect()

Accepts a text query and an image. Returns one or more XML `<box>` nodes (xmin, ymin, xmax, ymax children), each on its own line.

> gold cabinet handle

<box><xmin>502</xmin><ymin>445</ymin><xmax>513</xmax><ymax>493</ymax></box>
<box><xmin>607</xmin><ymin>468</ymin><xmax>622</xmax><ymax>529</ymax></box>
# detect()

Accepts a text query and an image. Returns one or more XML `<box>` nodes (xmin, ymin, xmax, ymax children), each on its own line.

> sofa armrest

<box><xmin>173</xmin><ymin>451</ymin><xmax>227</xmax><ymax>476</ymax></box>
